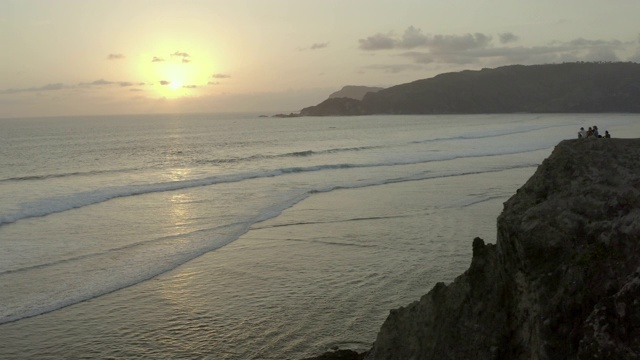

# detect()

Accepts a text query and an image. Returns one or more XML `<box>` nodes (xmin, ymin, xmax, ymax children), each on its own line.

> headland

<box><xmin>307</xmin><ymin>137</ymin><xmax>640</xmax><ymax>359</ymax></box>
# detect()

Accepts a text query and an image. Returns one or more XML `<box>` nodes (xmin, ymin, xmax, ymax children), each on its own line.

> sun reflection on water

<box><xmin>169</xmin><ymin>192</ymin><xmax>194</xmax><ymax>228</ymax></box>
<box><xmin>167</xmin><ymin>167</ymin><xmax>192</xmax><ymax>181</ymax></box>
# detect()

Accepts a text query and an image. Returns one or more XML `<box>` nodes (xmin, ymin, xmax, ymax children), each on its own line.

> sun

<box><xmin>138</xmin><ymin>51</ymin><xmax>211</xmax><ymax>98</ymax></box>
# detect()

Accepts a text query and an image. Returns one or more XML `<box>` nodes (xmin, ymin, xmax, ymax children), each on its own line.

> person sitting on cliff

<box><xmin>593</xmin><ymin>125</ymin><xmax>600</xmax><ymax>138</ymax></box>
<box><xmin>578</xmin><ymin>127</ymin><xmax>587</xmax><ymax>139</ymax></box>
<box><xmin>605</xmin><ymin>130</ymin><xmax>611</xmax><ymax>138</ymax></box>
<box><xmin>586</xmin><ymin>127</ymin><xmax>594</xmax><ymax>137</ymax></box>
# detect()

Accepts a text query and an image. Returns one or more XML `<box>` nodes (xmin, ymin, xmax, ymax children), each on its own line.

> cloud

<box><xmin>359</xmin><ymin>26</ymin><xmax>635</xmax><ymax>71</ymax></box>
<box><xmin>41</xmin><ymin>83</ymin><xmax>65</xmax><ymax>90</ymax></box>
<box><xmin>77</xmin><ymin>79</ymin><xmax>147</xmax><ymax>88</ymax></box>
<box><xmin>3</xmin><ymin>83</ymin><xmax>66</xmax><ymax>93</ymax></box>
<box><xmin>397</xmin><ymin>51</ymin><xmax>435</xmax><ymax>64</ymax></box>
<box><xmin>584</xmin><ymin>47</ymin><xmax>620</xmax><ymax>62</ymax></box>
<box><xmin>85</xmin><ymin>79</ymin><xmax>113</xmax><ymax>86</ymax></box>
<box><xmin>430</xmin><ymin>33</ymin><xmax>492</xmax><ymax>52</ymax></box>
<box><xmin>359</xmin><ymin>33</ymin><xmax>397</xmax><ymax>50</ymax></box>
<box><xmin>566</xmin><ymin>38</ymin><xmax>623</xmax><ymax>47</ymax></box>
<box><xmin>359</xmin><ymin>27</ymin><xmax>492</xmax><ymax>52</ymax></box>
<box><xmin>363</xmin><ymin>63</ymin><xmax>425</xmax><ymax>73</ymax></box>
<box><xmin>397</xmin><ymin>42</ymin><xmax>604</xmax><ymax>66</ymax></box>
<box><xmin>1</xmin><ymin>79</ymin><xmax>147</xmax><ymax>97</ymax></box>
<box><xmin>183</xmin><ymin>85</ymin><xmax>197</xmax><ymax>89</ymax></box>
<box><xmin>399</xmin><ymin>26</ymin><xmax>429</xmax><ymax>48</ymax></box>
<box><xmin>159</xmin><ymin>80</ymin><xmax>171</xmax><ymax>85</ymax></box>
<box><xmin>107</xmin><ymin>53</ymin><xmax>125</xmax><ymax>60</ymax></box>
<box><xmin>310</xmin><ymin>42</ymin><xmax>329</xmax><ymax>50</ymax></box>
<box><xmin>499</xmin><ymin>33</ymin><xmax>519</xmax><ymax>44</ymax></box>
<box><xmin>154</xmin><ymin>52</ymin><xmax>191</xmax><ymax>63</ymax></box>
<box><xmin>171</xmin><ymin>51</ymin><xmax>190</xmax><ymax>58</ymax></box>
<box><xmin>208</xmin><ymin>81</ymin><xmax>220</xmax><ymax>85</ymax></box>
<box><xmin>211</xmin><ymin>73</ymin><xmax>231</xmax><ymax>79</ymax></box>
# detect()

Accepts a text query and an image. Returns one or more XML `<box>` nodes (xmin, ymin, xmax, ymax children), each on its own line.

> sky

<box><xmin>1</xmin><ymin>0</ymin><xmax>639</xmax><ymax>118</ymax></box>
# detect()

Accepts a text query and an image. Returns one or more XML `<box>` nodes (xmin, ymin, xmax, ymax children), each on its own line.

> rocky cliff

<box><xmin>307</xmin><ymin>138</ymin><xmax>640</xmax><ymax>359</ymax></box>
<box><xmin>301</xmin><ymin>62</ymin><xmax>640</xmax><ymax>116</ymax></box>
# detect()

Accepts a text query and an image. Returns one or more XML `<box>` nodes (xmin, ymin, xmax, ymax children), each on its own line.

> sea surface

<box><xmin>0</xmin><ymin>113</ymin><xmax>638</xmax><ymax>359</ymax></box>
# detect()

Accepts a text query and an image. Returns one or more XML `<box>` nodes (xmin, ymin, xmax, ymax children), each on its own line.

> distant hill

<box><xmin>327</xmin><ymin>85</ymin><xmax>384</xmax><ymax>101</ymax></box>
<box><xmin>300</xmin><ymin>62</ymin><xmax>640</xmax><ymax>116</ymax></box>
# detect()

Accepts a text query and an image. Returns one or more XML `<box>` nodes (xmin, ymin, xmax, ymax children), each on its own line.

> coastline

<box><xmin>314</xmin><ymin>138</ymin><xmax>640</xmax><ymax>359</ymax></box>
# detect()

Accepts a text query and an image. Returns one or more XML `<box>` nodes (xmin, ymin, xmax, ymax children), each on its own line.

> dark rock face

<box><xmin>366</xmin><ymin>237</ymin><xmax>505</xmax><ymax>360</ymax></box>
<box><xmin>301</xmin><ymin>62</ymin><xmax>640</xmax><ymax>116</ymax></box>
<box><xmin>302</xmin><ymin>349</ymin><xmax>367</xmax><ymax>360</ymax></box>
<box><xmin>365</xmin><ymin>138</ymin><xmax>640</xmax><ymax>359</ymax></box>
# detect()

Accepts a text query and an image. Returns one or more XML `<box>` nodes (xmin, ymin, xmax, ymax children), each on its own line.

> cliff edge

<box><xmin>368</xmin><ymin>138</ymin><xmax>640</xmax><ymax>359</ymax></box>
<box><xmin>307</xmin><ymin>138</ymin><xmax>640</xmax><ymax>359</ymax></box>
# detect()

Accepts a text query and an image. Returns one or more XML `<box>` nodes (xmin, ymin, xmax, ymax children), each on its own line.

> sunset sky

<box><xmin>2</xmin><ymin>0</ymin><xmax>639</xmax><ymax>118</ymax></box>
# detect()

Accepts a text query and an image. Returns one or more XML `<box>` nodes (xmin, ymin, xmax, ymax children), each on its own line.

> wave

<box><xmin>1</xmin><ymin>146</ymin><xmax>380</xmax><ymax>183</ymax></box>
<box><xmin>0</xmin><ymin>226</ymin><xmax>242</xmax><ymax>324</ymax></box>
<box><xmin>0</xmin><ymin>167</ymin><xmax>146</xmax><ymax>183</ymax></box>
<box><xmin>197</xmin><ymin>145</ymin><xmax>383</xmax><ymax>165</ymax></box>
<box><xmin>199</xmin><ymin>124</ymin><xmax>562</xmax><ymax>166</ymax></box>
<box><xmin>411</xmin><ymin>122</ymin><xmax>571</xmax><ymax>144</ymax></box>
<box><xmin>281</xmin><ymin>146</ymin><xmax>383</xmax><ymax>157</ymax></box>
<box><xmin>309</xmin><ymin>163</ymin><xmax>539</xmax><ymax>195</ymax></box>
<box><xmin>0</xmin><ymin>144</ymin><xmax>550</xmax><ymax>227</ymax></box>
<box><xmin>252</xmin><ymin>214</ymin><xmax>409</xmax><ymax>230</ymax></box>
<box><xmin>0</xmin><ymin>221</ymin><xmax>236</xmax><ymax>277</ymax></box>
<box><xmin>0</xmin><ymin>161</ymin><xmax>539</xmax><ymax>325</ymax></box>
<box><xmin>1</xmin><ymin>124</ymin><xmax>553</xmax><ymax>184</ymax></box>
<box><xmin>0</xmin><ymin>191</ymin><xmax>311</xmax><ymax>325</ymax></box>
<box><xmin>285</xmin><ymin>150</ymin><xmax>315</xmax><ymax>157</ymax></box>
<box><xmin>279</xmin><ymin>237</ymin><xmax>378</xmax><ymax>249</ymax></box>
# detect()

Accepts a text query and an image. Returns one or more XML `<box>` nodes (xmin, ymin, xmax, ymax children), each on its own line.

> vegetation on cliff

<box><xmin>301</xmin><ymin>62</ymin><xmax>640</xmax><ymax>116</ymax></box>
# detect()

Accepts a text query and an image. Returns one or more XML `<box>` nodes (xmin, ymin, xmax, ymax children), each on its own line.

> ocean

<box><xmin>0</xmin><ymin>113</ymin><xmax>637</xmax><ymax>359</ymax></box>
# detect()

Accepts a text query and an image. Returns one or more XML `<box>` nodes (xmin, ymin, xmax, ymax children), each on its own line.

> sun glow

<box><xmin>138</xmin><ymin>49</ymin><xmax>215</xmax><ymax>98</ymax></box>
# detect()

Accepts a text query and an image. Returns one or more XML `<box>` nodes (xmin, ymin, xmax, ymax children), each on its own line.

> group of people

<box><xmin>578</xmin><ymin>126</ymin><xmax>610</xmax><ymax>139</ymax></box>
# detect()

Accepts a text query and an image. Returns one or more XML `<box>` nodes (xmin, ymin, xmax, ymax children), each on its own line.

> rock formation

<box><xmin>298</xmin><ymin>86</ymin><xmax>383</xmax><ymax>117</ymax></box>
<box><xmin>307</xmin><ymin>138</ymin><xmax>640</xmax><ymax>359</ymax></box>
